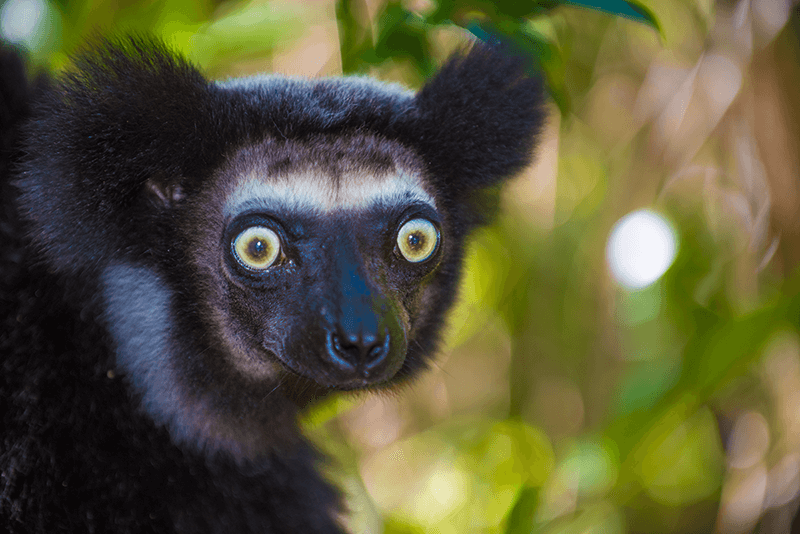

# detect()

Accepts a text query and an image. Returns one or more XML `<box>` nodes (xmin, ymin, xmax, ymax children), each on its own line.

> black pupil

<box><xmin>248</xmin><ymin>238</ymin><xmax>267</xmax><ymax>258</ymax></box>
<box><xmin>407</xmin><ymin>232</ymin><xmax>423</xmax><ymax>250</ymax></box>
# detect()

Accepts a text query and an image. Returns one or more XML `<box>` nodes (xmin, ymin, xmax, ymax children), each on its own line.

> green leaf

<box><xmin>504</xmin><ymin>486</ymin><xmax>540</xmax><ymax>534</ymax></box>
<box><xmin>426</xmin><ymin>0</ymin><xmax>659</xmax><ymax>30</ymax></box>
<box><xmin>369</xmin><ymin>4</ymin><xmax>434</xmax><ymax>76</ymax></box>
<box><xmin>636</xmin><ymin>407</ymin><xmax>724</xmax><ymax>506</ymax></box>
<box><xmin>544</xmin><ymin>0</ymin><xmax>660</xmax><ymax>31</ymax></box>
<box><xmin>336</xmin><ymin>0</ymin><xmax>374</xmax><ymax>74</ymax></box>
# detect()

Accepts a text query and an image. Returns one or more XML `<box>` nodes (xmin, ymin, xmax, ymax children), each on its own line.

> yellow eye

<box><xmin>396</xmin><ymin>218</ymin><xmax>439</xmax><ymax>263</ymax></box>
<box><xmin>232</xmin><ymin>226</ymin><xmax>281</xmax><ymax>271</ymax></box>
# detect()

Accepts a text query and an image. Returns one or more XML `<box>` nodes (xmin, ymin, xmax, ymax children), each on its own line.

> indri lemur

<box><xmin>0</xmin><ymin>36</ymin><xmax>546</xmax><ymax>533</ymax></box>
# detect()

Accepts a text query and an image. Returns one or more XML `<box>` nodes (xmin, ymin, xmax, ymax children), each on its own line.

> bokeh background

<box><xmin>4</xmin><ymin>0</ymin><xmax>800</xmax><ymax>532</ymax></box>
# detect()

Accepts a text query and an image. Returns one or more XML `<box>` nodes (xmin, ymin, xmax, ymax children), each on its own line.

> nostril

<box><xmin>325</xmin><ymin>329</ymin><xmax>390</xmax><ymax>376</ymax></box>
<box><xmin>335</xmin><ymin>333</ymin><xmax>361</xmax><ymax>361</ymax></box>
<box><xmin>364</xmin><ymin>334</ymin><xmax>390</xmax><ymax>370</ymax></box>
<box><xmin>325</xmin><ymin>332</ymin><xmax>357</xmax><ymax>371</ymax></box>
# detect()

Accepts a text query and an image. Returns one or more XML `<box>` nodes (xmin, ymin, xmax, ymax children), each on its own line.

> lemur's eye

<box><xmin>396</xmin><ymin>218</ymin><xmax>439</xmax><ymax>263</ymax></box>
<box><xmin>232</xmin><ymin>226</ymin><xmax>281</xmax><ymax>270</ymax></box>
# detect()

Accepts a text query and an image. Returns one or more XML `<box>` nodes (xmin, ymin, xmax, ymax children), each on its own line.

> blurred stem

<box><xmin>336</xmin><ymin>0</ymin><xmax>374</xmax><ymax>74</ymax></box>
<box><xmin>508</xmin><ymin>339</ymin><xmax>527</xmax><ymax>419</ymax></box>
<box><xmin>754</xmin><ymin>11</ymin><xmax>800</xmax><ymax>273</ymax></box>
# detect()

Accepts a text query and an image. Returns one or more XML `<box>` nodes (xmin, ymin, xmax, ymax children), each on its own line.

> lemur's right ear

<box><xmin>401</xmin><ymin>43</ymin><xmax>547</xmax><ymax>198</ymax></box>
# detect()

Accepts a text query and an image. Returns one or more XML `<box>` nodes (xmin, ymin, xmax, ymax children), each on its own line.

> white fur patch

<box><xmin>102</xmin><ymin>264</ymin><xmax>291</xmax><ymax>461</ymax></box>
<box><xmin>225</xmin><ymin>169</ymin><xmax>436</xmax><ymax>216</ymax></box>
<box><xmin>101</xmin><ymin>264</ymin><xmax>205</xmax><ymax>449</ymax></box>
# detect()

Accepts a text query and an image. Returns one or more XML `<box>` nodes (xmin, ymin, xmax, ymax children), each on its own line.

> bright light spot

<box><xmin>420</xmin><ymin>465</ymin><xmax>469</xmax><ymax>510</ymax></box>
<box><xmin>0</xmin><ymin>0</ymin><xmax>47</xmax><ymax>48</ymax></box>
<box><xmin>606</xmin><ymin>209</ymin><xmax>678</xmax><ymax>290</ymax></box>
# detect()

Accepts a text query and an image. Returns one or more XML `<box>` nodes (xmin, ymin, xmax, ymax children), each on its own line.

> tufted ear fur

<box><xmin>404</xmin><ymin>44</ymin><xmax>547</xmax><ymax>202</ymax></box>
<box><xmin>14</xmin><ymin>36</ymin><xmax>223</xmax><ymax>275</ymax></box>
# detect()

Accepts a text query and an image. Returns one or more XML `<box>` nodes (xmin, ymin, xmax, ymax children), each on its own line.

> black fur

<box><xmin>1</xmin><ymin>36</ymin><xmax>546</xmax><ymax>533</ymax></box>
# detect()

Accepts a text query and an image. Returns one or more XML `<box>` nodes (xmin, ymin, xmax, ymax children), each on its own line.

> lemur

<box><xmin>0</xmin><ymin>36</ymin><xmax>546</xmax><ymax>533</ymax></box>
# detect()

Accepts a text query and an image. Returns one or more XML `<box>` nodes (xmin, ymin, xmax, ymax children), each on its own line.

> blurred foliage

<box><xmin>336</xmin><ymin>0</ymin><xmax>658</xmax><ymax>114</ymax></box>
<box><xmin>5</xmin><ymin>0</ymin><xmax>800</xmax><ymax>532</ymax></box>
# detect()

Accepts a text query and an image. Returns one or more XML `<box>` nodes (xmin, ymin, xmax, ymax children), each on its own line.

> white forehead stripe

<box><xmin>226</xmin><ymin>170</ymin><xmax>436</xmax><ymax>215</ymax></box>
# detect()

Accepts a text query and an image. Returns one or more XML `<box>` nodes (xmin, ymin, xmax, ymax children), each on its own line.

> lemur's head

<box><xmin>16</xmin><ymin>37</ymin><xmax>547</xmax><ymax>459</ymax></box>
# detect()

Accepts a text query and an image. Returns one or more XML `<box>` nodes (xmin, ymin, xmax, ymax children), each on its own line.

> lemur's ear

<box><xmin>14</xmin><ymin>36</ymin><xmax>219</xmax><ymax>273</ymax></box>
<box><xmin>404</xmin><ymin>43</ymin><xmax>547</xmax><ymax>198</ymax></box>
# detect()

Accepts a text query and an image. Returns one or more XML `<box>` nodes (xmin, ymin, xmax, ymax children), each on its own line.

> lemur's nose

<box><xmin>326</xmin><ymin>327</ymin><xmax>391</xmax><ymax>379</ymax></box>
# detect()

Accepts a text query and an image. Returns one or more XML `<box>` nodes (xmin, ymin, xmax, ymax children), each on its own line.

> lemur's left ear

<box><xmin>400</xmin><ymin>43</ymin><xmax>547</xmax><ymax>198</ymax></box>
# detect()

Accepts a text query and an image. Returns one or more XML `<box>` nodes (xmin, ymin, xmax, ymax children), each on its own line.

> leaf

<box><xmin>549</xmin><ymin>0</ymin><xmax>660</xmax><ymax>32</ymax></box>
<box><xmin>504</xmin><ymin>486</ymin><xmax>540</xmax><ymax>534</ymax></box>
<box><xmin>426</xmin><ymin>0</ymin><xmax>659</xmax><ymax>29</ymax></box>
<box><xmin>336</xmin><ymin>0</ymin><xmax>374</xmax><ymax>74</ymax></box>
<box><xmin>372</xmin><ymin>4</ymin><xmax>434</xmax><ymax>74</ymax></box>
